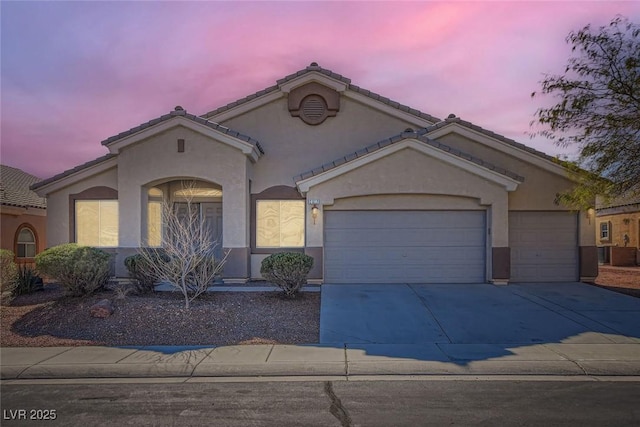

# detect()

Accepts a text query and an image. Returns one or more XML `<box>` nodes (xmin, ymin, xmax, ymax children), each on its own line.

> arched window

<box><xmin>16</xmin><ymin>227</ymin><xmax>36</xmax><ymax>258</ymax></box>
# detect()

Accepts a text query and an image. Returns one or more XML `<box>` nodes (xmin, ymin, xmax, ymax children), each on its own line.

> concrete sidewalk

<box><xmin>3</xmin><ymin>342</ymin><xmax>640</xmax><ymax>380</ymax></box>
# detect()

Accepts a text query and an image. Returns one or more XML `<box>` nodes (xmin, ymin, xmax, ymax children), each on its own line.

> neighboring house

<box><xmin>596</xmin><ymin>194</ymin><xmax>640</xmax><ymax>266</ymax></box>
<box><xmin>1</xmin><ymin>165</ymin><xmax>47</xmax><ymax>263</ymax></box>
<box><xmin>31</xmin><ymin>63</ymin><xmax>597</xmax><ymax>284</ymax></box>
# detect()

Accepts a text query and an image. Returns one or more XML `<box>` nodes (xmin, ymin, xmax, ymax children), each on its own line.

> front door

<box><xmin>174</xmin><ymin>202</ymin><xmax>223</xmax><ymax>259</ymax></box>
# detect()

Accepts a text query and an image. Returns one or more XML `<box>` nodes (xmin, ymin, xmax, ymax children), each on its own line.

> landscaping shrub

<box><xmin>12</xmin><ymin>264</ymin><xmax>43</xmax><ymax>296</ymax></box>
<box><xmin>260</xmin><ymin>252</ymin><xmax>314</xmax><ymax>297</ymax></box>
<box><xmin>124</xmin><ymin>251</ymin><xmax>167</xmax><ymax>294</ymax></box>
<box><xmin>0</xmin><ymin>249</ymin><xmax>18</xmax><ymax>292</ymax></box>
<box><xmin>35</xmin><ymin>243</ymin><xmax>111</xmax><ymax>296</ymax></box>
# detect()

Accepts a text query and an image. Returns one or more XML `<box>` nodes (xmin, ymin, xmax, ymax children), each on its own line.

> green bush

<box><xmin>260</xmin><ymin>252</ymin><xmax>314</xmax><ymax>298</ymax></box>
<box><xmin>124</xmin><ymin>251</ymin><xmax>167</xmax><ymax>294</ymax></box>
<box><xmin>0</xmin><ymin>249</ymin><xmax>18</xmax><ymax>292</ymax></box>
<box><xmin>35</xmin><ymin>243</ymin><xmax>112</xmax><ymax>297</ymax></box>
<box><xmin>12</xmin><ymin>264</ymin><xmax>43</xmax><ymax>296</ymax></box>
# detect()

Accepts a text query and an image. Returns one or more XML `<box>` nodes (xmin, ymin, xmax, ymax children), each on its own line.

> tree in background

<box><xmin>531</xmin><ymin>16</ymin><xmax>639</xmax><ymax>207</ymax></box>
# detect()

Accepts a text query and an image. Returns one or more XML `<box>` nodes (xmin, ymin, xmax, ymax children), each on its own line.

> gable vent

<box><xmin>300</xmin><ymin>95</ymin><xmax>328</xmax><ymax>125</ymax></box>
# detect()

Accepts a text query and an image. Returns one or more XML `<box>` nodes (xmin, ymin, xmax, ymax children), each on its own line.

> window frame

<box><xmin>599</xmin><ymin>221</ymin><xmax>611</xmax><ymax>241</ymax></box>
<box><xmin>69</xmin><ymin>186</ymin><xmax>119</xmax><ymax>246</ymax></box>
<box><xmin>255</xmin><ymin>199</ymin><xmax>306</xmax><ymax>249</ymax></box>
<box><xmin>14</xmin><ymin>224</ymin><xmax>37</xmax><ymax>260</ymax></box>
<box><xmin>74</xmin><ymin>199</ymin><xmax>119</xmax><ymax>248</ymax></box>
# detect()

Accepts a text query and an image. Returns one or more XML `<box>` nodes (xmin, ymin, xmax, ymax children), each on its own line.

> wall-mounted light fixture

<box><xmin>308</xmin><ymin>199</ymin><xmax>320</xmax><ymax>225</ymax></box>
<box><xmin>586</xmin><ymin>207</ymin><xmax>595</xmax><ymax>224</ymax></box>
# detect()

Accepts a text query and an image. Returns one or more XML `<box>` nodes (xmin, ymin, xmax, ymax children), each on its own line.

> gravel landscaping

<box><xmin>2</xmin><ymin>266</ymin><xmax>637</xmax><ymax>348</ymax></box>
<box><xmin>593</xmin><ymin>265</ymin><xmax>640</xmax><ymax>298</ymax></box>
<box><xmin>0</xmin><ymin>284</ymin><xmax>320</xmax><ymax>347</ymax></box>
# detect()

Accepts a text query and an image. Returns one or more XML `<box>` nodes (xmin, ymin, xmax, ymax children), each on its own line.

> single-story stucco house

<box><xmin>1</xmin><ymin>164</ymin><xmax>47</xmax><ymax>263</ymax></box>
<box><xmin>31</xmin><ymin>63</ymin><xmax>597</xmax><ymax>284</ymax></box>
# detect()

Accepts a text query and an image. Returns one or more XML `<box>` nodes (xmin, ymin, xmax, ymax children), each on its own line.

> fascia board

<box><xmin>426</xmin><ymin>124</ymin><xmax>570</xmax><ymax>178</ymax></box>
<box><xmin>32</xmin><ymin>158</ymin><xmax>118</xmax><ymax>197</ymax></box>
<box><xmin>106</xmin><ymin>117</ymin><xmax>257</xmax><ymax>156</ymax></box>
<box><xmin>297</xmin><ymin>139</ymin><xmax>520</xmax><ymax>193</ymax></box>
<box><xmin>343</xmin><ymin>91</ymin><xmax>437</xmax><ymax>128</ymax></box>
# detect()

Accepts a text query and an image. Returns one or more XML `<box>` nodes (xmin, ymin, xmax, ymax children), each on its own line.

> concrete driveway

<box><xmin>320</xmin><ymin>283</ymin><xmax>640</xmax><ymax>345</ymax></box>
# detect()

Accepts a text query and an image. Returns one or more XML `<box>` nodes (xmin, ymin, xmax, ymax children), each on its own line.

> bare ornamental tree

<box><xmin>137</xmin><ymin>183</ymin><xmax>229</xmax><ymax>309</ymax></box>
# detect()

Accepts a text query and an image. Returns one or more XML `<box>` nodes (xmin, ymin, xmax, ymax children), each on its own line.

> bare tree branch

<box><xmin>138</xmin><ymin>181</ymin><xmax>229</xmax><ymax>309</ymax></box>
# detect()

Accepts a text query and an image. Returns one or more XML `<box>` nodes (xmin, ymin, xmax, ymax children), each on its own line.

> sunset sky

<box><xmin>1</xmin><ymin>1</ymin><xmax>638</xmax><ymax>179</ymax></box>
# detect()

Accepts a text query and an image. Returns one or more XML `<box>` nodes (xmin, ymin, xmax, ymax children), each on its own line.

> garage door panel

<box><xmin>325</xmin><ymin>211</ymin><xmax>485</xmax><ymax>229</ymax></box>
<box><xmin>325</xmin><ymin>228</ymin><xmax>485</xmax><ymax>247</ymax></box>
<box><xmin>324</xmin><ymin>210</ymin><xmax>486</xmax><ymax>284</ymax></box>
<box><xmin>509</xmin><ymin>212</ymin><xmax>578</xmax><ymax>282</ymax></box>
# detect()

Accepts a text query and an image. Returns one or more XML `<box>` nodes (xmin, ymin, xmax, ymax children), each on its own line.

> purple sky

<box><xmin>1</xmin><ymin>1</ymin><xmax>638</xmax><ymax>180</ymax></box>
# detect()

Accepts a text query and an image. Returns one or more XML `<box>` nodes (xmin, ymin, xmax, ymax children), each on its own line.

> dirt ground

<box><xmin>593</xmin><ymin>265</ymin><xmax>640</xmax><ymax>298</ymax></box>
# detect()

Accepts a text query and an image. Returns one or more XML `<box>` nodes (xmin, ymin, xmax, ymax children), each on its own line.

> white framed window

<box><xmin>256</xmin><ymin>200</ymin><xmax>305</xmax><ymax>248</ymax></box>
<box><xmin>75</xmin><ymin>200</ymin><xmax>119</xmax><ymax>247</ymax></box>
<box><xmin>16</xmin><ymin>227</ymin><xmax>36</xmax><ymax>258</ymax></box>
<box><xmin>599</xmin><ymin>221</ymin><xmax>610</xmax><ymax>241</ymax></box>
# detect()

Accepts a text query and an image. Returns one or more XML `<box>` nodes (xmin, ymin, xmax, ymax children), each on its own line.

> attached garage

<box><xmin>324</xmin><ymin>210</ymin><xmax>486</xmax><ymax>283</ymax></box>
<box><xmin>509</xmin><ymin>211</ymin><xmax>578</xmax><ymax>282</ymax></box>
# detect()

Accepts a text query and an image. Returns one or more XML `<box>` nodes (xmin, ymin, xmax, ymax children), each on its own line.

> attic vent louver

<box><xmin>300</xmin><ymin>95</ymin><xmax>328</xmax><ymax>125</ymax></box>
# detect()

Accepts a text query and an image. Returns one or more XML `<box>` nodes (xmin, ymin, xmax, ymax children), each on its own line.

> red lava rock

<box><xmin>90</xmin><ymin>299</ymin><xmax>114</xmax><ymax>318</ymax></box>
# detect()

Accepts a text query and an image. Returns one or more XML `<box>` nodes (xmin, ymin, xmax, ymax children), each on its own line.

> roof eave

<box><xmin>296</xmin><ymin>138</ymin><xmax>521</xmax><ymax>194</ymax></box>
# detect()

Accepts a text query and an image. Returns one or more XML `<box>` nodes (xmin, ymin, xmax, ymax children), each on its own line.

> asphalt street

<box><xmin>2</xmin><ymin>378</ymin><xmax>639</xmax><ymax>426</ymax></box>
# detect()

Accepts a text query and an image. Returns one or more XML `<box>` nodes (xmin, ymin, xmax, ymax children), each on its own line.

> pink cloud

<box><xmin>1</xmin><ymin>1</ymin><xmax>638</xmax><ymax>178</ymax></box>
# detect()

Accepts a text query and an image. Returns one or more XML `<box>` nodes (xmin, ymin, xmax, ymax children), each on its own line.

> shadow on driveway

<box><xmin>319</xmin><ymin>282</ymin><xmax>640</xmax><ymax>364</ymax></box>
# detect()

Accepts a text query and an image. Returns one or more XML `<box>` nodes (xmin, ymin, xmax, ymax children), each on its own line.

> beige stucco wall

<box><xmin>221</xmin><ymin>96</ymin><xmax>419</xmax><ymax>193</ymax></box>
<box><xmin>435</xmin><ymin>131</ymin><xmax>596</xmax><ymax>247</ymax></box>
<box><xmin>434</xmin><ymin>132</ymin><xmax>574</xmax><ymax>211</ymax></box>
<box><xmin>303</xmin><ymin>147</ymin><xmax>508</xmax><ymax>247</ymax></box>
<box><xmin>44</xmin><ymin>167</ymin><xmax>118</xmax><ymax>247</ymax></box>
<box><xmin>116</xmin><ymin>126</ymin><xmax>250</xmax><ymax>249</ymax></box>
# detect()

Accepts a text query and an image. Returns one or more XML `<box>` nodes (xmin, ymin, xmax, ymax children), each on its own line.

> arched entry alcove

<box><xmin>143</xmin><ymin>179</ymin><xmax>223</xmax><ymax>259</ymax></box>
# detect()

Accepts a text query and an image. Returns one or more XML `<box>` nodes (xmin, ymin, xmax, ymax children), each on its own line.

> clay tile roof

<box><xmin>100</xmin><ymin>108</ymin><xmax>264</xmax><ymax>154</ymax></box>
<box><xmin>201</xmin><ymin>63</ymin><xmax>441</xmax><ymax>124</ymax></box>
<box><xmin>1</xmin><ymin>165</ymin><xmax>47</xmax><ymax>209</ymax></box>
<box><xmin>30</xmin><ymin>154</ymin><xmax>117</xmax><ymax>191</ymax></box>
<box><xmin>429</xmin><ymin>116</ymin><xmax>558</xmax><ymax>164</ymax></box>
<box><xmin>293</xmin><ymin>131</ymin><xmax>524</xmax><ymax>183</ymax></box>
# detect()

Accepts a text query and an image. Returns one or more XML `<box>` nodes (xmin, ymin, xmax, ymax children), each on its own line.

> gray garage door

<box><xmin>324</xmin><ymin>210</ymin><xmax>486</xmax><ymax>283</ymax></box>
<box><xmin>509</xmin><ymin>211</ymin><xmax>578</xmax><ymax>282</ymax></box>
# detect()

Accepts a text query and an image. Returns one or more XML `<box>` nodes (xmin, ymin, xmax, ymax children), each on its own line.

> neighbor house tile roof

<box><xmin>101</xmin><ymin>107</ymin><xmax>265</xmax><ymax>154</ymax></box>
<box><xmin>596</xmin><ymin>193</ymin><xmax>640</xmax><ymax>210</ymax></box>
<box><xmin>0</xmin><ymin>165</ymin><xmax>47</xmax><ymax>209</ymax></box>
<box><xmin>294</xmin><ymin>129</ymin><xmax>525</xmax><ymax>183</ymax></box>
<box><xmin>30</xmin><ymin>154</ymin><xmax>117</xmax><ymax>191</ymax></box>
<box><xmin>201</xmin><ymin>63</ymin><xmax>442</xmax><ymax>124</ymax></box>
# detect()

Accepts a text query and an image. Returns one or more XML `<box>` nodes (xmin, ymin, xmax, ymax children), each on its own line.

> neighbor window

<box><xmin>599</xmin><ymin>222</ymin><xmax>610</xmax><ymax>241</ymax></box>
<box><xmin>16</xmin><ymin>227</ymin><xmax>36</xmax><ymax>258</ymax></box>
<box><xmin>75</xmin><ymin>200</ymin><xmax>119</xmax><ymax>247</ymax></box>
<box><xmin>256</xmin><ymin>200</ymin><xmax>305</xmax><ymax>247</ymax></box>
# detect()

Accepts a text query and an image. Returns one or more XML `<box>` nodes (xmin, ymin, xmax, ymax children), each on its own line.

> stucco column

<box><xmin>578</xmin><ymin>208</ymin><xmax>598</xmax><ymax>281</ymax></box>
<box><xmin>304</xmin><ymin>194</ymin><xmax>324</xmax><ymax>282</ymax></box>
<box><xmin>489</xmin><ymin>194</ymin><xmax>510</xmax><ymax>284</ymax></box>
<box><xmin>221</xmin><ymin>175</ymin><xmax>251</xmax><ymax>281</ymax></box>
<box><xmin>114</xmin><ymin>181</ymin><xmax>143</xmax><ymax>276</ymax></box>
